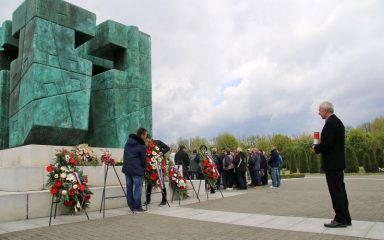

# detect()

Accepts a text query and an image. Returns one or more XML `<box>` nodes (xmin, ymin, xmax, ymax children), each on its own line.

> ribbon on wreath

<box><xmin>155</xmin><ymin>160</ymin><xmax>165</xmax><ymax>190</ymax></box>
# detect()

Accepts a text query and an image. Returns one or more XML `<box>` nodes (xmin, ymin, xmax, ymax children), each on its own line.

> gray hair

<box><xmin>319</xmin><ymin>101</ymin><xmax>334</xmax><ymax>113</ymax></box>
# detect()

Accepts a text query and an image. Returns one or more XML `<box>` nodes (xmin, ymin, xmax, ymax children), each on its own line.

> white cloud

<box><xmin>1</xmin><ymin>0</ymin><xmax>384</xmax><ymax>143</ymax></box>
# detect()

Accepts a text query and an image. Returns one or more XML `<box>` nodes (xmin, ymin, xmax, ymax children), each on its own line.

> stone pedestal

<box><xmin>0</xmin><ymin>144</ymin><xmax>126</xmax><ymax>222</ymax></box>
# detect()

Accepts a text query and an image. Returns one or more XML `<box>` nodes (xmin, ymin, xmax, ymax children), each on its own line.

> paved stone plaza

<box><xmin>0</xmin><ymin>175</ymin><xmax>383</xmax><ymax>240</ymax></box>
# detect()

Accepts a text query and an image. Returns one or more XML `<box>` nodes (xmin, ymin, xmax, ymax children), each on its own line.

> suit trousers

<box><xmin>325</xmin><ymin>170</ymin><xmax>351</xmax><ymax>224</ymax></box>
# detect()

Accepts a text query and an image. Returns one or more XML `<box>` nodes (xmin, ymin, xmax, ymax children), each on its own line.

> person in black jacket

<box><xmin>313</xmin><ymin>101</ymin><xmax>351</xmax><ymax>228</ymax></box>
<box><xmin>234</xmin><ymin>147</ymin><xmax>247</xmax><ymax>190</ymax></box>
<box><xmin>260</xmin><ymin>150</ymin><xmax>268</xmax><ymax>185</ymax></box>
<box><xmin>175</xmin><ymin>146</ymin><xmax>190</xmax><ymax>177</ymax></box>
<box><xmin>269</xmin><ymin>145</ymin><xmax>281</xmax><ymax>188</ymax></box>
<box><xmin>122</xmin><ymin>128</ymin><xmax>148</xmax><ymax>212</ymax></box>
<box><xmin>144</xmin><ymin>134</ymin><xmax>170</xmax><ymax>206</ymax></box>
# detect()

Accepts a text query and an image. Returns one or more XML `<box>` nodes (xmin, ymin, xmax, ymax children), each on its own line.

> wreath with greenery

<box><xmin>199</xmin><ymin>145</ymin><xmax>219</xmax><ymax>187</ymax></box>
<box><xmin>144</xmin><ymin>140</ymin><xmax>168</xmax><ymax>188</ymax></box>
<box><xmin>168</xmin><ymin>162</ymin><xmax>188</xmax><ymax>199</ymax></box>
<box><xmin>46</xmin><ymin>148</ymin><xmax>92</xmax><ymax>213</ymax></box>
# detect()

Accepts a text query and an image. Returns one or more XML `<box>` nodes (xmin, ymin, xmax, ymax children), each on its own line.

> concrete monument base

<box><xmin>0</xmin><ymin>144</ymin><xmax>204</xmax><ymax>222</ymax></box>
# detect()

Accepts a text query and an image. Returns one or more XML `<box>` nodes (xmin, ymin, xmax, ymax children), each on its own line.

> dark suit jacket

<box><xmin>314</xmin><ymin>114</ymin><xmax>346</xmax><ymax>171</ymax></box>
<box><xmin>154</xmin><ymin>140</ymin><xmax>170</xmax><ymax>155</ymax></box>
<box><xmin>175</xmin><ymin>150</ymin><xmax>190</xmax><ymax>166</ymax></box>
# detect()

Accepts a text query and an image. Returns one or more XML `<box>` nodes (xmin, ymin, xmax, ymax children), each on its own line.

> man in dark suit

<box><xmin>313</xmin><ymin>101</ymin><xmax>351</xmax><ymax>228</ymax></box>
<box><xmin>175</xmin><ymin>146</ymin><xmax>190</xmax><ymax>176</ymax></box>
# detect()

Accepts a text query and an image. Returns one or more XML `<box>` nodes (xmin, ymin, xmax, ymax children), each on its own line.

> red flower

<box><xmin>146</xmin><ymin>149</ymin><xmax>152</xmax><ymax>154</ymax></box>
<box><xmin>50</xmin><ymin>187</ymin><xmax>58</xmax><ymax>195</ymax></box>
<box><xmin>149</xmin><ymin>142</ymin><xmax>156</xmax><ymax>148</ymax></box>
<box><xmin>149</xmin><ymin>173</ymin><xmax>156</xmax><ymax>180</ymax></box>
<box><xmin>54</xmin><ymin>180</ymin><xmax>62</xmax><ymax>188</ymax></box>
<box><xmin>83</xmin><ymin>177</ymin><xmax>88</xmax><ymax>183</ymax></box>
<box><xmin>84</xmin><ymin>195</ymin><xmax>91</xmax><ymax>201</ymax></box>
<box><xmin>78</xmin><ymin>184</ymin><xmax>86</xmax><ymax>192</ymax></box>
<box><xmin>146</xmin><ymin>166</ymin><xmax>152</xmax><ymax>171</ymax></box>
<box><xmin>46</xmin><ymin>165</ymin><xmax>54</xmax><ymax>172</ymax></box>
<box><xmin>146</xmin><ymin>158</ymin><xmax>151</xmax><ymax>163</ymax></box>
<box><xmin>69</xmin><ymin>189</ymin><xmax>76</xmax><ymax>196</ymax></box>
<box><xmin>69</xmin><ymin>158</ymin><xmax>77</xmax><ymax>165</ymax></box>
<box><xmin>64</xmin><ymin>201</ymin><xmax>74</xmax><ymax>207</ymax></box>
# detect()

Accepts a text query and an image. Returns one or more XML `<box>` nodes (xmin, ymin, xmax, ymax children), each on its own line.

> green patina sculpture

<box><xmin>0</xmin><ymin>0</ymin><xmax>152</xmax><ymax>149</ymax></box>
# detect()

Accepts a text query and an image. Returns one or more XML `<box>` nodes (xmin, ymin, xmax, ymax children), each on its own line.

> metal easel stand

<box><xmin>99</xmin><ymin>163</ymin><xmax>130</xmax><ymax>218</ymax></box>
<box><xmin>197</xmin><ymin>177</ymin><xmax>225</xmax><ymax>200</ymax></box>
<box><xmin>49</xmin><ymin>195</ymin><xmax>89</xmax><ymax>226</ymax></box>
<box><xmin>172</xmin><ymin>163</ymin><xmax>201</xmax><ymax>206</ymax></box>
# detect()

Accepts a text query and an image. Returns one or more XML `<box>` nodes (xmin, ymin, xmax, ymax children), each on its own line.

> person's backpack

<box><xmin>278</xmin><ymin>154</ymin><xmax>284</xmax><ymax>168</ymax></box>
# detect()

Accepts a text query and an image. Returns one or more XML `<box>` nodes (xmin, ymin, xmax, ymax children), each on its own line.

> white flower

<box><xmin>54</xmin><ymin>174</ymin><xmax>59</xmax><ymax>179</ymax></box>
<box><xmin>65</xmin><ymin>155</ymin><xmax>70</xmax><ymax>161</ymax></box>
<box><xmin>60</xmin><ymin>166</ymin><xmax>65</xmax><ymax>171</ymax></box>
<box><xmin>152</xmin><ymin>151</ymin><xmax>158</xmax><ymax>156</ymax></box>
<box><xmin>61</xmin><ymin>190</ymin><xmax>67</xmax><ymax>195</ymax></box>
<box><xmin>155</xmin><ymin>146</ymin><xmax>159</xmax><ymax>151</ymax></box>
<box><xmin>151</xmin><ymin>157</ymin><xmax>156</xmax><ymax>163</ymax></box>
<box><xmin>73</xmin><ymin>184</ymin><xmax>78</xmax><ymax>189</ymax></box>
<box><xmin>60</xmin><ymin>173</ymin><xmax>67</xmax><ymax>179</ymax></box>
<box><xmin>66</xmin><ymin>174</ymin><xmax>76</xmax><ymax>182</ymax></box>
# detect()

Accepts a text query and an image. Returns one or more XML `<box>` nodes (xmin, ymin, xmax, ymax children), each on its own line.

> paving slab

<box><xmin>186</xmin><ymin>176</ymin><xmax>384</xmax><ymax>222</ymax></box>
<box><xmin>0</xmin><ymin>213</ymin><xmax>372</xmax><ymax>240</ymax></box>
<box><xmin>366</xmin><ymin>222</ymin><xmax>384</xmax><ymax>239</ymax></box>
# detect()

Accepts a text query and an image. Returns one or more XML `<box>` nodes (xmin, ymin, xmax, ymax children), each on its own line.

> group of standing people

<box><xmin>170</xmin><ymin>145</ymin><xmax>282</xmax><ymax>192</ymax></box>
<box><xmin>121</xmin><ymin>101</ymin><xmax>351</xmax><ymax>229</ymax></box>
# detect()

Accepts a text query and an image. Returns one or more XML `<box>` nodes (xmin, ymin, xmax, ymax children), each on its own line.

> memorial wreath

<box><xmin>168</xmin><ymin>164</ymin><xmax>188</xmax><ymax>199</ymax></box>
<box><xmin>46</xmin><ymin>148</ymin><xmax>92</xmax><ymax>213</ymax></box>
<box><xmin>200</xmin><ymin>147</ymin><xmax>220</xmax><ymax>187</ymax></box>
<box><xmin>144</xmin><ymin>140</ymin><xmax>168</xmax><ymax>188</ymax></box>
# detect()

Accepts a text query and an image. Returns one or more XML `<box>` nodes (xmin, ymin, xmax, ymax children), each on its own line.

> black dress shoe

<box><xmin>324</xmin><ymin>221</ymin><xmax>347</xmax><ymax>228</ymax></box>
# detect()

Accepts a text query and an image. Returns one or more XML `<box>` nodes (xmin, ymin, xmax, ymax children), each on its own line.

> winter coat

<box><xmin>122</xmin><ymin>134</ymin><xmax>147</xmax><ymax>176</ymax></box>
<box><xmin>175</xmin><ymin>150</ymin><xmax>190</xmax><ymax>167</ymax></box>
<box><xmin>268</xmin><ymin>149</ymin><xmax>280</xmax><ymax>168</ymax></box>
<box><xmin>189</xmin><ymin>154</ymin><xmax>200</xmax><ymax>172</ymax></box>
<box><xmin>234</xmin><ymin>152</ymin><xmax>247</xmax><ymax>172</ymax></box>
<box><xmin>260</xmin><ymin>153</ymin><xmax>267</xmax><ymax>169</ymax></box>
<box><xmin>253</xmin><ymin>153</ymin><xmax>261</xmax><ymax>170</ymax></box>
<box><xmin>314</xmin><ymin>114</ymin><xmax>346</xmax><ymax>171</ymax></box>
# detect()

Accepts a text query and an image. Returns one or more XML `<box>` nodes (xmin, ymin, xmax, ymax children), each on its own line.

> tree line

<box><xmin>172</xmin><ymin>116</ymin><xmax>384</xmax><ymax>173</ymax></box>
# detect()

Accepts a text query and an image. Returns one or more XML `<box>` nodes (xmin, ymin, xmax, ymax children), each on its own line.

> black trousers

<box><xmin>146</xmin><ymin>182</ymin><xmax>167</xmax><ymax>203</ymax></box>
<box><xmin>325</xmin><ymin>171</ymin><xmax>351</xmax><ymax>224</ymax></box>
<box><xmin>261</xmin><ymin>168</ymin><xmax>268</xmax><ymax>185</ymax></box>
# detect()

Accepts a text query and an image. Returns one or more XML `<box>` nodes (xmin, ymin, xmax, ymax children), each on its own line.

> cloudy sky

<box><xmin>1</xmin><ymin>0</ymin><xmax>384</xmax><ymax>143</ymax></box>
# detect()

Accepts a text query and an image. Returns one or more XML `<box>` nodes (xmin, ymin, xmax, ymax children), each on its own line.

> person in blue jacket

<box><xmin>122</xmin><ymin>128</ymin><xmax>148</xmax><ymax>212</ymax></box>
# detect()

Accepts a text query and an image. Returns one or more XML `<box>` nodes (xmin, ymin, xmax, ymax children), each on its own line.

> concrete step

<box><xmin>0</xmin><ymin>180</ymin><xmax>206</xmax><ymax>222</ymax></box>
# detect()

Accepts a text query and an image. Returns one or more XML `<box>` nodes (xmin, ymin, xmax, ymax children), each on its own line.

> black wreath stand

<box><xmin>49</xmin><ymin>194</ymin><xmax>89</xmax><ymax>226</ymax></box>
<box><xmin>171</xmin><ymin>162</ymin><xmax>201</xmax><ymax>205</ymax></box>
<box><xmin>99</xmin><ymin>163</ymin><xmax>130</xmax><ymax>217</ymax></box>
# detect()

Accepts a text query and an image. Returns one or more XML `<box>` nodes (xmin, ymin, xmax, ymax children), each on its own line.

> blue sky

<box><xmin>1</xmin><ymin>0</ymin><xmax>384</xmax><ymax>143</ymax></box>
